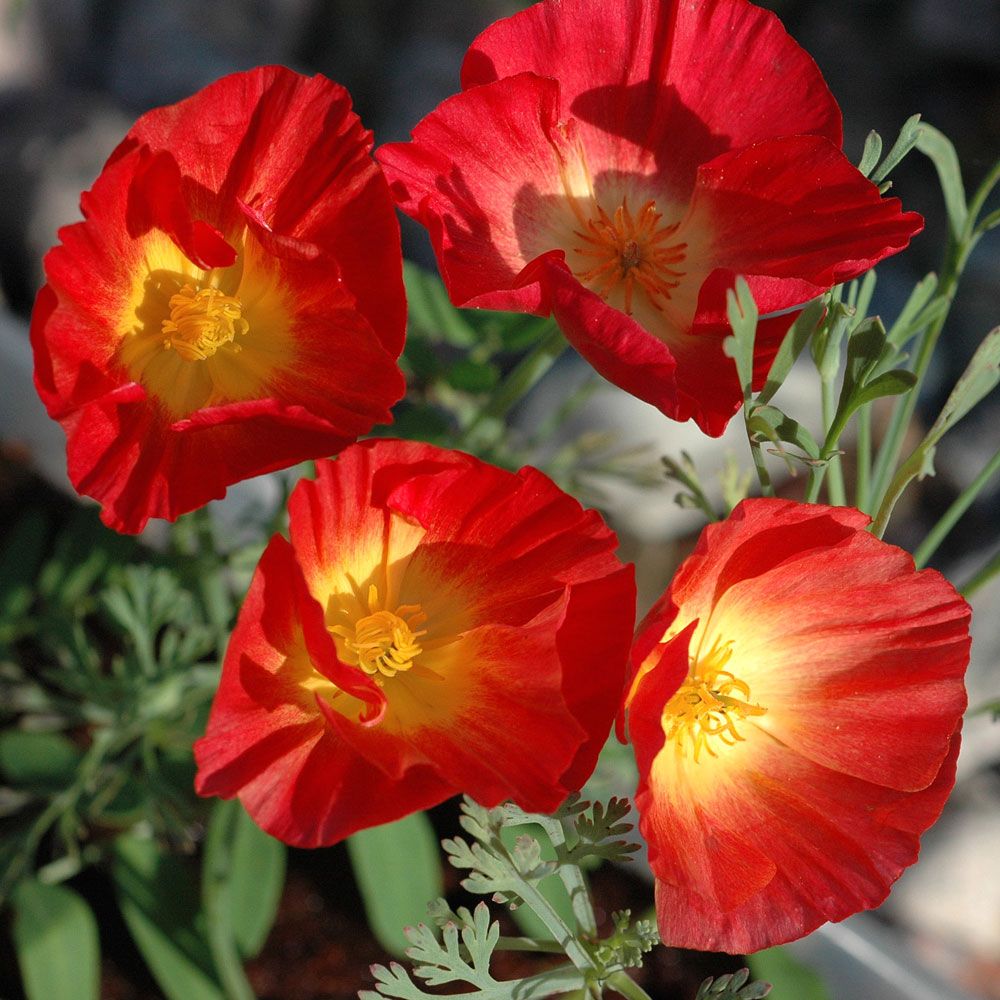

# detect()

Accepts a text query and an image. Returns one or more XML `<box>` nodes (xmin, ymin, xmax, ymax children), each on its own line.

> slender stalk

<box><xmin>820</xmin><ymin>376</ymin><xmax>847</xmax><ymax>505</ymax></box>
<box><xmin>203</xmin><ymin>800</ymin><xmax>257</xmax><ymax>1000</ymax></box>
<box><xmin>494</xmin><ymin>935</ymin><xmax>567</xmax><ymax>954</ymax></box>
<box><xmin>914</xmin><ymin>446</ymin><xmax>1000</xmax><ymax>567</ymax></box>
<box><xmin>746</xmin><ymin>428</ymin><xmax>774</xmax><ymax>497</ymax></box>
<box><xmin>535</xmin><ymin>810</ymin><xmax>597</xmax><ymax>938</ymax></box>
<box><xmin>967</xmin><ymin>158</ymin><xmax>1000</xmax><ymax>228</ymax></box>
<box><xmin>513</xmin><ymin>876</ymin><xmax>596</xmax><ymax>974</ymax></box>
<box><xmin>856</xmin><ymin>406</ymin><xmax>873</xmax><ymax>513</ymax></box>
<box><xmin>960</xmin><ymin>546</ymin><xmax>1000</xmax><ymax>599</ymax></box>
<box><xmin>458</xmin><ymin>323</ymin><xmax>567</xmax><ymax>451</ymax></box>
<box><xmin>605</xmin><ymin>969</ymin><xmax>656</xmax><ymax>1000</ymax></box>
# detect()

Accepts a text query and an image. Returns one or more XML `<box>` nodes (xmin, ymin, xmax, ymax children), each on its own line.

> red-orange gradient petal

<box><xmin>627</xmin><ymin>498</ymin><xmax>971</xmax><ymax>952</ymax></box>
<box><xmin>197</xmin><ymin>440</ymin><xmax>635</xmax><ymax>846</ymax></box>
<box><xmin>32</xmin><ymin>66</ymin><xmax>405</xmax><ymax>534</ymax></box>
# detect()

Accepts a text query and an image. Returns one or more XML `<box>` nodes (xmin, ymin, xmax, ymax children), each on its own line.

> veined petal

<box><xmin>198</xmin><ymin>440</ymin><xmax>635</xmax><ymax>846</ymax></box>
<box><xmin>626</xmin><ymin>498</ymin><xmax>971</xmax><ymax>952</ymax></box>
<box><xmin>378</xmin><ymin>72</ymin><xmax>572</xmax><ymax>310</ymax></box>
<box><xmin>32</xmin><ymin>66</ymin><xmax>405</xmax><ymax>533</ymax></box>
<box><xmin>689</xmin><ymin>135</ymin><xmax>923</xmax><ymax>289</ymax></box>
<box><xmin>462</xmin><ymin>0</ymin><xmax>842</xmax><ymax>199</ymax></box>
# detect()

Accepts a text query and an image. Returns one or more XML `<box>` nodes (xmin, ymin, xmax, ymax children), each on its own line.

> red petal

<box><xmin>127</xmin><ymin>149</ymin><xmax>237</xmax><ymax>269</ymax></box>
<box><xmin>462</xmin><ymin>0</ymin><xmax>842</xmax><ymax>199</ymax></box>
<box><xmin>690</xmin><ymin>136</ymin><xmax>923</xmax><ymax>289</ymax></box>
<box><xmin>627</xmin><ymin>499</ymin><xmax>971</xmax><ymax>952</ymax></box>
<box><xmin>542</xmin><ymin>260</ymin><xmax>681</xmax><ymax>419</ymax></box>
<box><xmin>377</xmin><ymin>73</ymin><xmax>569</xmax><ymax>309</ymax></box>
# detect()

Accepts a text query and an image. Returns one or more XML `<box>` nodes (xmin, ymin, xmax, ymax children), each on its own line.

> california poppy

<box><xmin>32</xmin><ymin>66</ymin><xmax>406</xmax><ymax>533</ymax></box>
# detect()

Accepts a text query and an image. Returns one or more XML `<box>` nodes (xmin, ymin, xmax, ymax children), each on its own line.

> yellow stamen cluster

<box><xmin>331</xmin><ymin>585</ymin><xmax>427</xmax><ymax>681</ymax></box>
<box><xmin>161</xmin><ymin>283</ymin><xmax>249</xmax><ymax>361</ymax></box>
<box><xmin>573</xmin><ymin>199</ymin><xmax>686</xmax><ymax>314</ymax></box>
<box><xmin>664</xmin><ymin>639</ymin><xmax>766</xmax><ymax>762</ymax></box>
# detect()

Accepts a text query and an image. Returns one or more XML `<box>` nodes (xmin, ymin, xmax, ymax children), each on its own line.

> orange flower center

<box><xmin>161</xmin><ymin>283</ymin><xmax>249</xmax><ymax>361</ymax></box>
<box><xmin>573</xmin><ymin>199</ymin><xmax>686</xmax><ymax>315</ymax></box>
<box><xmin>664</xmin><ymin>639</ymin><xmax>766</xmax><ymax>763</ymax></box>
<box><xmin>330</xmin><ymin>585</ymin><xmax>428</xmax><ymax>682</ymax></box>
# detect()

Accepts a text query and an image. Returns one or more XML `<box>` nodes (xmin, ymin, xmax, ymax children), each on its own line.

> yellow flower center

<box><xmin>161</xmin><ymin>283</ymin><xmax>249</xmax><ymax>361</ymax></box>
<box><xmin>664</xmin><ymin>639</ymin><xmax>766</xmax><ymax>763</ymax></box>
<box><xmin>330</xmin><ymin>585</ymin><xmax>428</xmax><ymax>682</ymax></box>
<box><xmin>573</xmin><ymin>199</ymin><xmax>686</xmax><ymax>315</ymax></box>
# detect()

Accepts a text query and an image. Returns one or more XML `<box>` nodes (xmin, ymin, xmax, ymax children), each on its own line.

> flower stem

<box><xmin>914</xmin><ymin>445</ymin><xmax>1000</xmax><ymax>567</ymax></box>
<box><xmin>458</xmin><ymin>322</ymin><xmax>568</xmax><ymax>452</ymax></box>
<box><xmin>856</xmin><ymin>406</ymin><xmax>873</xmax><ymax>513</ymax></box>
<box><xmin>605</xmin><ymin>969</ymin><xmax>656</xmax><ymax>1000</ymax></box>
<box><xmin>820</xmin><ymin>374</ymin><xmax>847</xmax><ymax>506</ymax></box>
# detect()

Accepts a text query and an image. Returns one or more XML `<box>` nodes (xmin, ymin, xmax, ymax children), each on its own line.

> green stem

<box><xmin>960</xmin><ymin>546</ymin><xmax>1000</xmax><ymax>599</ymax></box>
<box><xmin>605</xmin><ymin>969</ymin><xmax>656</xmax><ymax>1000</ymax></box>
<box><xmin>967</xmin><ymin>157</ymin><xmax>1000</xmax><ymax>228</ymax></box>
<box><xmin>513</xmin><ymin>876</ymin><xmax>596</xmax><ymax>974</ymax></box>
<box><xmin>746</xmin><ymin>424</ymin><xmax>774</xmax><ymax>497</ymax></box>
<box><xmin>203</xmin><ymin>800</ymin><xmax>257</xmax><ymax>1000</ymax></box>
<box><xmin>503</xmin><ymin>963</ymin><xmax>588</xmax><ymax>997</ymax></box>
<box><xmin>494</xmin><ymin>935</ymin><xmax>567</xmax><ymax>954</ymax></box>
<box><xmin>856</xmin><ymin>406</ymin><xmax>873</xmax><ymax>513</ymax></box>
<box><xmin>914</xmin><ymin>446</ymin><xmax>1000</xmax><ymax>567</ymax></box>
<box><xmin>534</xmin><ymin>811</ymin><xmax>598</xmax><ymax>938</ymax></box>
<box><xmin>820</xmin><ymin>375</ymin><xmax>847</xmax><ymax>505</ymax></box>
<box><xmin>458</xmin><ymin>323</ymin><xmax>567</xmax><ymax>451</ymax></box>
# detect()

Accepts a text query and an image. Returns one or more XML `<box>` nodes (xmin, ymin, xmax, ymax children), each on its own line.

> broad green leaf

<box><xmin>403</xmin><ymin>261</ymin><xmax>477</xmax><ymax>347</ymax></box>
<box><xmin>347</xmin><ymin>811</ymin><xmax>444</xmax><ymax>956</ymax></box>
<box><xmin>858</xmin><ymin>130</ymin><xmax>883</xmax><ymax>177</ymax></box>
<box><xmin>748</xmin><ymin>405</ymin><xmax>820</xmax><ymax>460</ymax></box>
<box><xmin>112</xmin><ymin>834</ymin><xmax>224</xmax><ymax>1000</ymax></box>
<box><xmin>11</xmin><ymin>879</ymin><xmax>99</xmax><ymax>1000</ymax></box>
<box><xmin>757</xmin><ymin>297</ymin><xmax>825</xmax><ymax>405</ymax></box>
<box><xmin>848</xmin><ymin>369</ymin><xmax>918</xmax><ymax>411</ymax></box>
<box><xmin>831</xmin><ymin>318</ymin><xmax>897</xmax><ymax>431</ymax></box>
<box><xmin>227</xmin><ymin>803</ymin><xmax>286</xmax><ymax>959</ymax></box>
<box><xmin>871</xmin><ymin>114</ymin><xmax>922</xmax><ymax>185</ymax></box>
<box><xmin>916</xmin><ymin>124</ymin><xmax>968</xmax><ymax>240</ymax></box>
<box><xmin>723</xmin><ymin>278</ymin><xmax>759</xmax><ymax>402</ymax></box>
<box><xmin>0</xmin><ymin>730</ymin><xmax>82</xmax><ymax>792</ymax></box>
<box><xmin>748</xmin><ymin>947</ymin><xmax>831</xmax><ymax>1000</ymax></box>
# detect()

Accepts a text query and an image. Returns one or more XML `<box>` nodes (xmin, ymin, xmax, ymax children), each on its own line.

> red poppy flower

<box><xmin>31</xmin><ymin>66</ymin><xmax>406</xmax><ymax>534</ymax></box>
<box><xmin>377</xmin><ymin>0</ymin><xmax>922</xmax><ymax>435</ymax></box>
<box><xmin>622</xmin><ymin>499</ymin><xmax>970</xmax><ymax>953</ymax></box>
<box><xmin>194</xmin><ymin>439</ymin><xmax>635</xmax><ymax>847</ymax></box>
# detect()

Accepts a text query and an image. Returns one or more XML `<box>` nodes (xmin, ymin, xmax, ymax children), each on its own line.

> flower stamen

<box><xmin>664</xmin><ymin>638</ymin><xmax>766</xmax><ymax>762</ymax></box>
<box><xmin>162</xmin><ymin>283</ymin><xmax>249</xmax><ymax>361</ymax></box>
<box><xmin>331</xmin><ymin>584</ymin><xmax>428</xmax><ymax>681</ymax></box>
<box><xmin>573</xmin><ymin>199</ymin><xmax>686</xmax><ymax>314</ymax></box>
